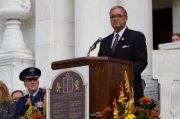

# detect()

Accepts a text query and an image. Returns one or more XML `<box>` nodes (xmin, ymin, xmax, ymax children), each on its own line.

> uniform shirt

<box><xmin>13</xmin><ymin>88</ymin><xmax>46</xmax><ymax>118</ymax></box>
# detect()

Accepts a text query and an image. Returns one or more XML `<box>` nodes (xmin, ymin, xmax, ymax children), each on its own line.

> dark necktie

<box><xmin>111</xmin><ymin>34</ymin><xmax>119</xmax><ymax>54</ymax></box>
<box><xmin>30</xmin><ymin>95</ymin><xmax>34</xmax><ymax>105</ymax></box>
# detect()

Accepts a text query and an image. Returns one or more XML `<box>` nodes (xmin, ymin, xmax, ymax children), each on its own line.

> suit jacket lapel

<box><xmin>121</xmin><ymin>27</ymin><xmax>129</xmax><ymax>38</ymax></box>
<box><xmin>104</xmin><ymin>33</ymin><xmax>114</xmax><ymax>56</ymax></box>
<box><xmin>108</xmin><ymin>33</ymin><xmax>114</xmax><ymax>49</ymax></box>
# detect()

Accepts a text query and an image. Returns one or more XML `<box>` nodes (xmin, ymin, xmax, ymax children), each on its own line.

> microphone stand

<box><xmin>87</xmin><ymin>45</ymin><xmax>95</xmax><ymax>57</ymax></box>
<box><xmin>87</xmin><ymin>37</ymin><xmax>103</xmax><ymax>57</ymax></box>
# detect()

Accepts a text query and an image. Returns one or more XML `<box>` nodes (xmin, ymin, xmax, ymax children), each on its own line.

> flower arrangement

<box><xmin>112</xmin><ymin>70</ymin><xmax>159</xmax><ymax>119</ymax></box>
<box><xmin>18</xmin><ymin>90</ymin><xmax>46</xmax><ymax>119</ymax></box>
<box><xmin>112</xmin><ymin>70</ymin><xmax>135</xmax><ymax>119</ymax></box>
<box><xmin>91</xmin><ymin>70</ymin><xmax>159</xmax><ymax>119</ymax></box>
<box><xmin>112</xmin><ymin>96</ymin><xmax>159</xmax><ymax>119</ymax></box>
<box><xmin>17</xmin><ymin>98</ymin><xmax>45</xmax><ymax>119</ymax></box>
<box><xmin>134</xmin><ymin>97</ymin><xmax>159</xmax><ymax>119</ymax></box>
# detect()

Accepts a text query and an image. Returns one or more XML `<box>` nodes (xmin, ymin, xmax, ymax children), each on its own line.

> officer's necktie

<box><xmin>111</xmin><ymin>33</ymin><xmax>119</xmax><ymax>54</ymax></box>
<box><xmin>30</xmin><ymin>95</ymin><xmax>34</xmax><ymax>105</ymax></box>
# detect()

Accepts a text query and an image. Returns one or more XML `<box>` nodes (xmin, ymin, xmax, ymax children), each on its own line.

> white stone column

<box><xmin>119</xmin><ymin>0</ymin><xmax>157</xmax><ymax>99</ymax></box>
<box><xmin>172</xmin><ymin>0</ymin><xmax>180</xmax><ymax>33</ymax></box>
<box><xmin>35</xmin><ymin>0</ymin><xmax>74</xmax><ymax>87</ymax></box>
<box><xmin>1</xmin><ymin>20</ymin><xmax>26</xmax><ymax>49</ymax></box>
<box><xmin>0</xmin><ymin>0</ymin><xmax>34</xmax><ymax>91</ymax></box>
<box><xmin>75</xmin><ymin>0</ymin><xmax>119</xmax><ymax>57</ymax></box>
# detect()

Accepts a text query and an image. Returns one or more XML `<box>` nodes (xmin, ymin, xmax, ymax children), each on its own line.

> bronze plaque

<box><xmin>50</xmin><ymin>71</ymin><xmax>85</xmax><ymax>119</ymax></box>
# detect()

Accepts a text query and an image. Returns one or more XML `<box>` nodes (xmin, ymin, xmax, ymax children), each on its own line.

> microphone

<box><xmin>92</xmin><ymin>37</ymin><xmax>103</xmax><ymax>48</ymax></box>
<box><xmin>87</xmin><ymin>37</ymin><xmax>103</xmax><ymax>56</ymax></box>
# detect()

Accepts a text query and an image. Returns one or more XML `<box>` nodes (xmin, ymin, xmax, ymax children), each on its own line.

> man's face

<box><xmin>172</xmin><ymin>35</ymin><xmax>180</xmax><ymax>42</ymax></box>
<box><xmin>12</xmin><ymin>92</ymin><xmax>23</xmax><ymax>102</ymax></box>
<box><xmin>110</xmin><ymin>8</ymin><xmax>127</xmax><ymax>32</ymax></box>
<box><xmin>24</xmin><ymin>78</ymin><xmax>39</xmax><ymax>94</ymax></box>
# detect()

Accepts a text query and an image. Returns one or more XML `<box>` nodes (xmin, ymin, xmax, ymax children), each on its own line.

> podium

<box><xmin>51</xmin><ymin>56</ymin><xmax>133</xmax><ymax>118</ymax></box>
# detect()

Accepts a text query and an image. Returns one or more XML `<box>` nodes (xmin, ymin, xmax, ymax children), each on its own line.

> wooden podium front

<box><xmin>51</xmin><ymin>56</ymin><xmax>133</xmax><ymax>117</ymax></box>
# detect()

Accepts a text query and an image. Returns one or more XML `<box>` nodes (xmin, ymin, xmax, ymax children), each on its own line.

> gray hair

<box><xmin>109</xmin><ymin>6</ymin><xmax>128</xmax><ymax>16</ymax></box>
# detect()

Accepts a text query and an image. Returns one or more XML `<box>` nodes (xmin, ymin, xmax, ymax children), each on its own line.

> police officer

<box><xmin>13</xmin><ymin>67</ymin><xmax>46</xmax><ymax>118</ymax></box>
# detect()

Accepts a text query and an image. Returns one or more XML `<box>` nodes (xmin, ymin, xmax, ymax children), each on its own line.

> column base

<box><xmin>0</xmin><ymin>49</ymin><xmax>35</xmax><ymax>92</ymax></box>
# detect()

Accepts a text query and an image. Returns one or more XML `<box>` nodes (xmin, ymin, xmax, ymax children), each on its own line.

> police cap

<box><xmin>19</xmin><ymin>67</ymin><xmax>41</xmax><ymax>81</ymax></box>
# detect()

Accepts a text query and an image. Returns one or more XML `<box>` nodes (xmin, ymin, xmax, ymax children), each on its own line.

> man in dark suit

<box><xmin>13</xmin><ymin>67</ymin><xmax>46</xmax><ymax>118</ymax></box>
<box><xmin>98</xmin><ymin>5</ymin><xmax>147</xmax><ymax>106</ymax></box>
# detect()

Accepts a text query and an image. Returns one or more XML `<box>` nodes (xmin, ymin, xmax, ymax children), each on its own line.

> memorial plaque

<box><xmin>50</xmin><ymin>71</ymin><xmax>85</xmax><ymax>119</ymax></box>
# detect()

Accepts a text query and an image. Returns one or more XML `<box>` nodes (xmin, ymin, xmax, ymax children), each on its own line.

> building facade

<box><xmin>0</xmin><ymin>0</ymin><xmax>180</xmax><ymax>118</ymax></box>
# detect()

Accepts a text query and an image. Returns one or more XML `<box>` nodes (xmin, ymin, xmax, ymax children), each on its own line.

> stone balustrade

<box><xmin>153</xmin><ymin>42</ymin><xmax>180</xmax><ymax>119</ymax></box>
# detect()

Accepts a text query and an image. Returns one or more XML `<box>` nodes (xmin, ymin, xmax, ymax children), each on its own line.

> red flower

<box><xmin>33</xmin><ymin>114</ymin><xmax>44</xmax><ymax>119</ymax></box>
<box><xmin>139</xmin><ymin>97</ymin><xmax>152</xmax><ymax>104</ymax></box>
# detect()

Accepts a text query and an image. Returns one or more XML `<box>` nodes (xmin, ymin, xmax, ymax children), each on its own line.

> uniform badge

<box><xmin>35</xmin><ymin>100</ymin><xmax>44</xmax><ymax>108</ymax></box>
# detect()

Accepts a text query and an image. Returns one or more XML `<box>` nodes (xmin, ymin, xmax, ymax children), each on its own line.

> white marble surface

<box><xmin>54</xmin><ymin>20</ymin><xmax>74</xmax><ymax>46</ymax></box>
<box><xmin>0</xmin><ymin>53</ymin><xmax>34</xmax><ymax>92</ymax></box>
<box><xmin>158</xmin><ymin>42</ymin><xmax>180</xmax><ymax>50</ymax></box>
<box><xmin>75</xmin><ymin>0</ymin><xmax>116</xmax><ymax>57</ymax></box>
<box><xmin>35</xmin><ymin>0</ymin><xmax>74</xmax><ymax>67</ymax></box>
<box><xmin>0</xmin><ymin>0</ymin><xmax>35</xmax><ymax>92</ymax></box>
<box><xmin>0</xmin><ymin>0</ymin><xmax>31</xmax><ymax>20</ymax></box>
<box><xmin>153</xmin><ymin>43</ymin><xmax>180</xmax><ymax>119</ymax></box>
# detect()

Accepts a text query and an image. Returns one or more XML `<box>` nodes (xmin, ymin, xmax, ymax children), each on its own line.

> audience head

<box><xmin>0</xmin><ymin>80</ymin><xmax>12</xmax><ymax>104</ymax></box>
<box><xmin>171</xmin><ymin>33</ymin><xmax>180</xmax><ymax>42</ymax></box>
<box><xmin>11</xmin><ymin>90</ymin><xmax>24</xmax><ymax>102</ymax></box>
<box><xmin>19</xmin><ymin>67</ymin><xmax>41</xmax><ymax>95</ymax></box>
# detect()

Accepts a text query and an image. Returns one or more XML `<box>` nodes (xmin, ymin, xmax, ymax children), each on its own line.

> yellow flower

<box><xmin>124</xmin><ymin>114</ymin><xmax>136</xmax><ymax>119</ymax></box>
<box><xmin>118</xmin><ymin>97</ymin><xmax>127</xmax><ymax>104</ymax></box>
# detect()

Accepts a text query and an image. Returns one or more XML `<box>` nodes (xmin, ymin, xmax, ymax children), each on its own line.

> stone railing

<box><xmin>153</xmin><ymin>42</ymin><xmax>180</xmax><ymax>119</ymax></box>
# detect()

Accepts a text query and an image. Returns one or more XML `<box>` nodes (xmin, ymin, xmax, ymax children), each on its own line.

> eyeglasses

<box><xmin>110</xmin><ymin>14</ymin><xmax>126</xmax><ymax>19</ymax></box>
